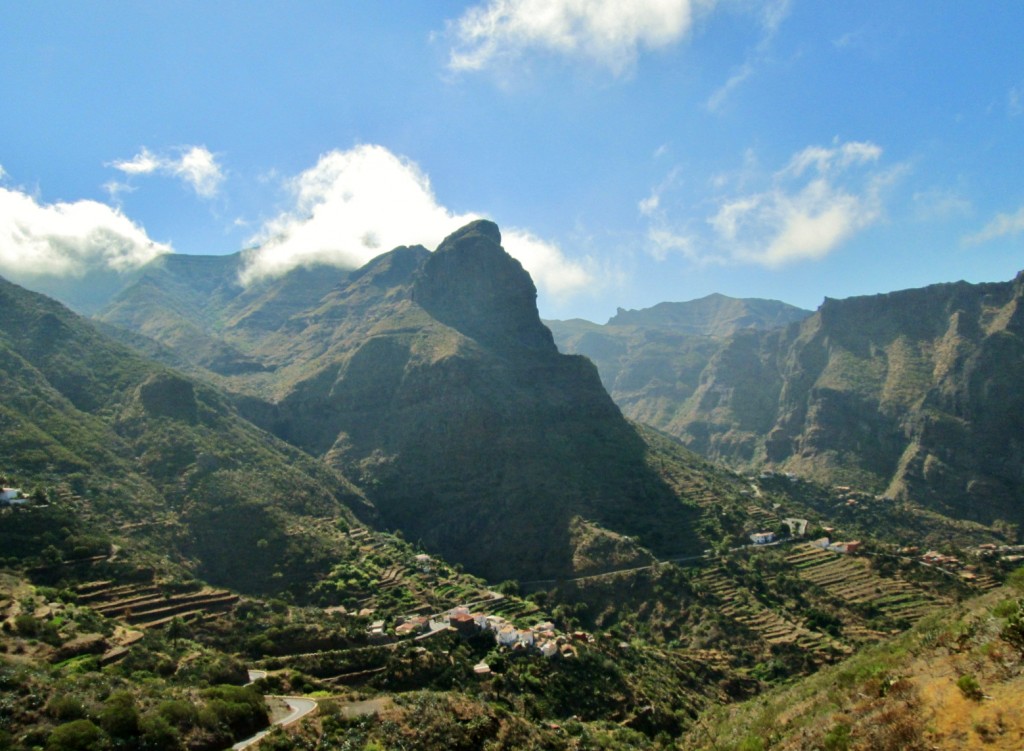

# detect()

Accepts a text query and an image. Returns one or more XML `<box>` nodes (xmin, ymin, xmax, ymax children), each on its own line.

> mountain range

<box><xmin>4</xmin><ymin>221</ymin><xmax>708</xmax><ymax>584</ymax></box>
<box><xmin>3</xmin><ymin>220</ymin><xmax>1024</xmax><ymax>750</ymax></box>
<box><xmin>550</xmin><ymin>277</ymin><xmax>1024</xmax><ymax>531</ymax></box>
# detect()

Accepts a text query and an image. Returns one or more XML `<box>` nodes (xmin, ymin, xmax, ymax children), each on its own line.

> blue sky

<box><xmin>2</xmin><ymin>1</ymin><xmax>1022</xmax><ymax>321</ymax></box>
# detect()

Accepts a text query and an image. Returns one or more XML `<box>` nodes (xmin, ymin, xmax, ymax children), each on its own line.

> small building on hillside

<box><xmin>0</xmin><ymin>488</ymin><xmax>23</xmax><ymax>504</ymax></box>
<box><xmin>750</xmin><ymin>531</ymin><xmax>775</xmax><ymax>545</ymax></box>
<box><xmin>537</xmin><ymin>639</ymin><xmax>558</xmax><ymax>658</ymax></box>
<box><xmin>395</xmin><ymin>616</ymin><xmax>428</xmax><ymax>637</ymax></box>
<box><xmin>451</xmin><ymin>613</ymin><xmax>478</xmax><ymax>637</ymax></box>
<box><xmin>497</xmin><ymin>624</ymin><xmax>518</xmax><ymax>647</ymax></box>
<box><xmin>829</xmin><ymin>540</ymin><xmax>861</xmax><ymax>554</ymax></box>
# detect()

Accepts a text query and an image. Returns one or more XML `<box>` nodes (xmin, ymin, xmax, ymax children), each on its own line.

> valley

<box><xmin>0</xmin><ymin>222</ymin><xmax>1021</xmax><ymax>750</ymax></box>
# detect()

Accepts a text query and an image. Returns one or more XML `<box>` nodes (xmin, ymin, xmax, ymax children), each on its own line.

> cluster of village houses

<box><xmin>973</xmin><ymin>543</ymin><xmax>1024</xmax><ymax>565</ymax></box>
<box><xmin>370</xmin><ymin>606</ymin><xmax>582</xmax><ymax>665</ymax></box>
<box><xmin>897</xmin><ymin>545</ymin><xmax>1009</xmax><ymax>580</ymax></box>
<box><xmin>811</xmin><ymin>537</ymin><xmax>862</xmax><ymax>554</ymax></box>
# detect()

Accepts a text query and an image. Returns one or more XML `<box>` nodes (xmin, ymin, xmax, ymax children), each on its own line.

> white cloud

<box><xmin>647</xmin><ymin>227</ymin><xmax>699</xmax><ymax>262</ymax></box>
<box><xmin>707</xmin><ymin>140</ymin><xmax>890</xmax><ymax>266</ymax></box>
<box><xmin>964</xmin><ymin>206</ymin><xmax>1024</xmax><ymax>245</ymax></box>
<box><xmin>912</xmin><ymin>188</ymin><xmax>971</xmax><ymax>222</ymax></box>
<box><xmin>637</xmin><ymin>166</ymin><xmax>681</xmax><ymax>218</ymax></box>
<box><xmin>0</xmin><ymin>164</ymin><xmax>7</xmax><ymax>181</ymax></box>
<box><xmin>110</xmin><ymin>145</ymin><xmax>224</xmax><ymax>198</ymax></box>
<box><xmin>243</xmin><ymin>144</ymin><xmax>593</xmax><ymax>300</ymax></box>
<box><xmin>707</xmin><ymin>62</ymin><xmax>754</xmax><ymax>112</ymax></box>
<box><xmin>0</xmin><ymin>186</ymin><xmax>170</xmax><ymax>278</ymax></box>
<box><xmin>781</xmin><ymin>141</ymin><xmax>881</xmax><ymax>177</ymax></box>
<box><xmin>447</xmin><ymin>0</ymin><xmax>708</xmax><ymax>75</ymax></box>
<box><xmin>638</xmin><ymin>193</ymin><xmax>660</xmax><ymax>216</ymax></box>
<box><xmin>502</xmin><ymin>228</ymin><xmax>593</xmax><ymax>296</ymax></box>
<box><xmin>706</xmin><ymin>0</ymin><xmax>790</xmax><ymax>111</ymax></box>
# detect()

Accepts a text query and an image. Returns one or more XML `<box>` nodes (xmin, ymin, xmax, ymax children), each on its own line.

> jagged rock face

<box><xmin>552</xmin><ymin>272</ymin><xmax>1024</xmax><ymax>528</ymax></box>
<box><xmin>657</xmin><ymin>275</ymin><xmax>1024</xmax><ymax>527</ymax></box>
<box><xmin>414</xmin><ymin>220</ymin><xmax>555</xmax><ymax>352</ymax></box>
<box><xmin>259</xmin><ymin>222</ymin><xmax>701</xmax><ymax>580</ymax></box>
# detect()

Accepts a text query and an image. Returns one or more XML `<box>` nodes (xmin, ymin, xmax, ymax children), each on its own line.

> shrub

<box><xmin>98</xmin><ymin>691</ymin><xmax>140</xmax><ymax>738</ymax></box>
<box><xmin>47</xmin><ymin>694</ymin><xmax>87</xmax><ymax>722</ymax></box>
<box><xmin>735</xmin><ymin>736</ymin><xmax>765</xmax><ymax>751</ymax></box>
<box><xmin>956</xmin><ymin>674</ymin><xmax>983</xmax><ymax>700</ymax></box>
<box><xmin>822</xmin><ymin>723</ymin><xmax>851</xmax><ymax>751</ymax></box>
<box><xmin>46</xmin><ymin>719</ymin><xmax>109</xmax><ymax>751</ymax></box>
<box><xmin>157</xmin><ymin>699</ymin><xmax>199</xmax><ymax>729</ymax></box>
<box><xmin>138</xmin><ymin>713</ymin><xmax>180</xmax><ymax>751</ymax></box>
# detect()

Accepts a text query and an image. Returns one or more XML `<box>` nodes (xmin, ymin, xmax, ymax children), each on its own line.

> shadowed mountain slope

<box><xmin>0</xmin><ymin>275</ymin><xmax>368</xmax><ymax>595</ymax></box>
<box><xmin>547</xmin><ymin>295</ymin><xmax>810</xmax><ymax>440</ymax></box>
<box><xmin>551</xmin><ymin>277</ymin><xmax>1024</xmax><ymax>531</ymax></box>
<box><xmin>97</xmin><ymin>221</ymin><xmax>705</xmax><ymax>581</ymax></box>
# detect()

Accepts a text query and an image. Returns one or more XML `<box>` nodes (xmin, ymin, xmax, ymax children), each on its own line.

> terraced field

<box><xmin>695</xmin><ymin>567</ymin><xmax>849</xmax><ymax>662</ymax></box>
<box><xmin>784</xmin><ymin>544</ymin><xmax>945</xmax><ymax>630</ymax></box>
<box><xmin>341</xmin><ymin>528</ymin><xmax>493</xmax><ymax>612</ymax></box>
<box><xmin>75</xmin><ymin>580</ymin><xmax>238</xmax><ymax>629</ymax></box>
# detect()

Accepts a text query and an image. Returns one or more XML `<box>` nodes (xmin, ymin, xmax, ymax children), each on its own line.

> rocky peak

<box><xmin>413</xmin><ymin>220</ymin><xmax>555</xmax><ymax>352</ymax></box>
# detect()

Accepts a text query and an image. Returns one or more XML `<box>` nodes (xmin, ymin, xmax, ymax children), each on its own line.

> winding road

<box><xmin>231</xmin><ymin>671</ymin><xmax>318</xmax><ymax>750</ymax></box>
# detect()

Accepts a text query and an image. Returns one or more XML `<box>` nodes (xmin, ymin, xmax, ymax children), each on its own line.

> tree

<box><xmin>167</xmin><ymin>617</ymin><xmax>188</xmax><ymax>649</ymax></box>
<box><xmin>98</xmin><ymin>692</ymin><xmax>139</xmax><ymax>739</ymax></box>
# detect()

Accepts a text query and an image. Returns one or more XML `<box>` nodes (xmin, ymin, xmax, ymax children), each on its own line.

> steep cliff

<box><xmin>258</xmin><ymin>221</ymin><xmax>701</xmax><ymax>579</ymax></box>
<box><xmin>664</xmin><ymin>275</ymin><xmax>1024</xmax><ymax>528</ymax></box>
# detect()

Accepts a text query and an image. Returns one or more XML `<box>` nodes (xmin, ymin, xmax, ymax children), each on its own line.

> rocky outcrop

<box><xmin>554</xmin><ymin>274</ymin><xmax>1024</xmax><ymax>528</ymax></box>
<box><xmin>255</xmin><ymin>222</ymin><xmax>702</xmax><ymax>580</ymax></box>
<box><xmin>653</xmin><ymin>276</ymin><xmax>1024</xmax><ymax>527</ymax></box>
<box><xmin>414</xmin><ymin>220</ymin><xmax>555</xmax><ymax>352</ymax></box>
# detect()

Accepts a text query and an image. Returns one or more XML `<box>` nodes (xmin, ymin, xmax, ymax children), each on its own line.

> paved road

<box><xmin>231</xmin><ymin>696</ymin><xmax>317</xmax><ymax>750</ymax></box>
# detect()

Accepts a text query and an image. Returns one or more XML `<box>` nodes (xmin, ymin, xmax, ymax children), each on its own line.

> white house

<box><xmin>749</xmin><ymin>531</ymin><xmax>775</xmax><ymax>545</ymax></box>
<box><xmin>0</xmin><ymin>488</ymin><xmax>22</xmax><ymax>503</ymax></box>
<box><xmin>537</xmin><ymin>639</ymin><xmax>558</xmax><ymax>658</ymax></box>
<box><xmin>497</xmin><ymin>624</ymin><xmax>518</xmax><ymax>646</ymax></box>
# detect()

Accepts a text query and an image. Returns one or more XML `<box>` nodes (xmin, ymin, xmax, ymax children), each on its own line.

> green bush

<box><xmin>157</xmin><ymin>699</ymin><xmax>199</xmax><ymax>729</ymax></box>
<box><xmin>138</xmin><ymin>713</ymin><xmax>180</xmax><ymax>751</ymax></box>
<box><xmin>98</xmin><ymin>692</ymin><xmax>140</xmax><ymax>738</ymax></box>
<box><xmin>822</xmin><ymin>722</ymin><xmax>851</xmax><ymax>751</ymax></box>
<box><xmin>956</xmin><ymin>674</ymin><xmax>983</xmax><ymax>700</ymax></box>
<box><xmin>47</xmin><ymin>694</ymin><xmax>86</xmax><ymax>722</ymax></box>
<box><xmin>47</xmin><ymin>719</ymin><xmax>110</xmax><ymax>751</ymax></box>
<box><xmin>735</xmin><ymin>736</ymin><xmax>765</xmax><ymax>751</ymax></box>
<box><xmin>992</xmin><ymin>598</ymin><xmax>1020</xmax><ymax>619</ymax></box>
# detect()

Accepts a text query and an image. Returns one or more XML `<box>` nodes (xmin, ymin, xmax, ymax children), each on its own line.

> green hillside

<box><xmin>0</xmin><ymin>275</ymin><xmax>369</xmax><ymax>596</ymax></box>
